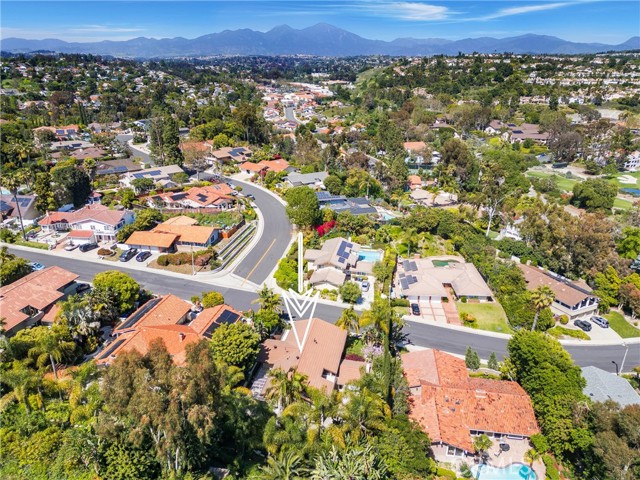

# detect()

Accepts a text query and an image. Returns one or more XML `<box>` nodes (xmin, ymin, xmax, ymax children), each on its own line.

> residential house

<box><xmin>407</xmin><ymin>175</ymin><xmax>423</xmax><ymax>190</ymax></box>
<box><xmin>316</xmin><ymin>191</ymin><xmax>378</xmax><ymax>216</ymax></box>
<box><xmin>404</xmin><ymin>141</ymin><xmax>427</xmax><ymax>154</ymax></box>
<box><xmin>285</xmin><ymin>171</ymin><xmax>328</xmax><ymax>188</ymax></box>
<box><xmin>305</xmin><ymin>237</ymin><xmax>383</xmax><ymax>288</ymax></box>
<box><xmin>0</xmin><ymin>194</ymin><xmax>41</xmax><ymax>225</ymax></box>
<box><xmin>120</xmin><ymin>165</ymin><xmax>186</xmax><ymax>190</ymax></box>
<box><xmin>147</xmin><ymin>184</ymin><xmax>236</xmax><ymax>211</ymax></box>
<box><xmin>50</xmin><ymin>140</ymin><xmax>94</xmax><ymax>151</ymax></box>
<box><xmin>70</xmin><ymin>147</ymin><xmax>107</xmax><ymax>161</ymax></box>
<box><xmin>0</xmin><ymin>266</ymin><xmax>79</xmax><ymax>336</ymax></box>
<box><xmin>252</xmin><ymin>318</ymin><xmax>365</xmax><ymax>396</ymax></box>
<box><xmin>518</xmin><ymin>263</ymin><xmax>599</xmax><ymax>320</ymax></box>
<box><xmin>508</xmin><ymin>123</ymin><xmax>550</xmax><ymax>144</ymax></box>
<box><xmin>623</xmin><ymin>151</ymin><xmax>640</xmax><ymax>172</ymax></box>
<box><xmin>152</xmin><ymin>220</ymin><xmax>220</xmax><ymax>249</ymax></box>
<box><xmin>395</xmin><ymin>256</ymin><xmax>493</xmax><ymax>303</ymax></box>
<box><xmin>207</xmin><ymin>146</ymin><xmax>252</xmax><ymax>164</ymax></box>
<box><xmin>38</xmin><ymin>204</ymin><xmax>134</xmax><ymax>242</ymax></box>
<box><xmin>582</xmin><ymin>366</ymin><xmax>640</xmax><ymax>407</ymax></box>
<box><xmin>403</xmin><ymin>349</ymin><xmax>539</xmax><ymax>461</ymax></box>
<box><xmin>238</xmin><ymin>159</ymin><xmax>293</xmax><ymax>176</ymax></box>
<box><xmin>124</xmin><ymin>231</ymin><xmax>178</xmax><ymax>253</ymax></box>
<box><xmin>95</xmin><ymin>159</ymin><xmax>142</xmax><ymax>176</ymax></box>
<box><xmin>409</xmin><ymin>189</ymin><xmax>458</xmax><ymax>207</ymax></box>
<box><xmin>97</xmin><ymin>294</ymin><xmax>242</xmax><ymax>366</ymax></box>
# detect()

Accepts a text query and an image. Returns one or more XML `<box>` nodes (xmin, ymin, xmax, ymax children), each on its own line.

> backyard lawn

<box><xmin>456</xmin><ymin>301</ymin><xmax>513</xmax><ymax>334</ymax></box>
<box><xmin>525</xmin><ymin>171</ymin><xmax>580</xmax><ymax>192</ymax></box>
<box><xmin>604</xmin><ymin>311</ymin><xmax>640</xmax><ymax>338</ymax></box>
<box><xmin>613</xmin><ymin>197</ymin><xmax>634</xmax><ymax>210</ymax></box>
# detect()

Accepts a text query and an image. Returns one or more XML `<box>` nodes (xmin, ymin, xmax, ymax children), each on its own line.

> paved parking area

<box><xmin>569</xmin><ymin>319</ymin><xmax>624</xmax><ymax>342</ymax></box>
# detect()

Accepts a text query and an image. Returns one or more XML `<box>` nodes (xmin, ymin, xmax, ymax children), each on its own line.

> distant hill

<box><xmin>1</xmin><ymin>24</ymin><xmax>638</xmax><ymax>58</ymax></box>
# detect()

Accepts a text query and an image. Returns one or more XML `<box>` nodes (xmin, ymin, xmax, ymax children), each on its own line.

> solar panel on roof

<box><xmin>218</xmin><ymin>309</ymin><xmax>240</xmax><ymax>325</ymax></box>
<box><xmin>338</xmin><ymin>257</ymin><xmax>345</xmax><ymax>264</ymax></box>
<box><xmin>400</xmin><ymin>278</ymin><xmax>409</xmax><ymax>290</ymax></box>
<box><xmin>172</xmin><ymin>193</ymin><xmax>187</xmax><ymax>200</ymax></box>
<box><xmin>0</xmin><ymin>201</ymin><xmax>12</xmax><ymax>212</ymax></box>
<box><xmin>402</xmin><ymin>260</ymin><xmax>410</xmax><ymax>270</ymax></box>
<box><xmin>147</xmin><ymin>170</ymin><xmax>161</xmax><ymax>176</ymax></box>
<box><xmin>118</xmin><ymin>297</ymin><xmax>162</xmax><ymax>331</ymax></box>
<box><xmin>202</xmin><ymin>323</ymin><xmax>220</xmax><ymax>338</ymax></box>
<box><xmin>17</xmin><ymin>198</ymin><xmax>30</xmax><ymax>207</ymax></box>
<box><xmin>409</xmin><ymin>261</ymin><xmax>418</xmax><ymax>272</ymax></box>
<box><xmin>100</xmin><ymin>339</ymin><xmax>125</xmax><ymax>359</ymax></box>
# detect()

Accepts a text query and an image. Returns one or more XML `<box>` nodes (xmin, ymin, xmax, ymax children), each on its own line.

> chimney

<box><xmin>179</xmin><ymin>332</ymin><xmax>186</xmax><ymax>342</ymax></box>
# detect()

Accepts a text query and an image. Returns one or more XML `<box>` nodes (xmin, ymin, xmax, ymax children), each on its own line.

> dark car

<box><xmin>136</xmin><ymin>251</ymin><xmax>152</xmax><ymax>262</ymax></box>
<box><xmin>119</xmin><ymin>248</ymin><xmax>138</xmax><ymax>262</ymax></box>
<box><xmin>410</xmin><ymin>303</ymin><xmax>421</xmax><ymax>316</ymax></box>
<box><xmin>590</xmin><ymin>316</ymin><xmax>610</xmax><ymax>328</ymax></box>
<box><xmin>79</xmin><ymin>242</ymin><xmax>98</xmax><ymax>252</ymax></box>
<box><xmin>574</xmin><ymin>319</ymin><xmax>592</xmax><ymax>332</ymax></box>
<box><xmin>75</xmin><ymin>283</ymin><xmax>91</xmax><ymax>293</ymax></box>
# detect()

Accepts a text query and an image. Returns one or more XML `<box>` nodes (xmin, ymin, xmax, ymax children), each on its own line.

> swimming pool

<box><xmin>621</xmin><ymin>188</ymin><xmax>640</xmax><ymax>196</ymax></box>
<box><xmin>470</xmin><ymin>463</ymin><xmax>536</xmax><ymax>480</ymax></box>
<box><xmin>432</xmin><ymin>259</ymin><xmax>460</xmax><ymax>267</ymax></box>
<box><xmin>358</xmin><ymin>250</ymin><xmax>383</xmax><ymax>263</ymax></box>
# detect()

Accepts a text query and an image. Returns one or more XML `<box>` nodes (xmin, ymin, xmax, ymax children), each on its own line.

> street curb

<box><xmin>3</xmin><ymin>242</ymin><xmax>258</xmax><ymax>291</ymax></box>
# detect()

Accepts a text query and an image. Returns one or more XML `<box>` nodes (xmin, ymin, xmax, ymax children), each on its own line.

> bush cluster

<box><xmin>97</xmin><ymin>248</ymin><xmax>115</xmax><ymax>256</ymax></box>
<box><xmin>157</xmin><ymin>249</ymin><xmax>216</xmax><ymax>267</ymax></box>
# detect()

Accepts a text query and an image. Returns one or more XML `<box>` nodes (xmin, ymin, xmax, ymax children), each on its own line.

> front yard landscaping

<box><xmin>604</xmin><ymin>311</ymin><xmax>640</xmax><ymax>338</ymax></box>
<box><xmin>456</xmin><ymin>301</ymin><xmax>512</xmax><ymax>333</ymax></box>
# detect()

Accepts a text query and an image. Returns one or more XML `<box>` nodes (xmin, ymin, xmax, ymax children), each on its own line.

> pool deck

<box><xmin>484</xmin><ymin>439</ymin><xmax>545</xmax><ymax>479</ymax></box>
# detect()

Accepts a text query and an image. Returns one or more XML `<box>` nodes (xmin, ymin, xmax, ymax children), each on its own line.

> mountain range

<box><xmin>2</xmin><ymin>23</ymin><xmax>639</xmax><ymax>58</ymax></box>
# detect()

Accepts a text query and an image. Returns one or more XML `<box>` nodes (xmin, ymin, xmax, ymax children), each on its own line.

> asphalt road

<box><xmin>10</xmin><ymin>248</ymin><xmax>640</xmax><ymax>372</ymax></box>
<box><xmin>227</xmin><ymin>179</ymin><xmax>293</xmax><ymax>285</ymax></box>
<box><xmin>284</xmin><ymin>107</ymin><xmax>299</xmax><ymax>124</ymax></box>
<box><xmin>115</xmin><ymin>134</ymin><xmax>153</xmax><ymax>165</ymax></box>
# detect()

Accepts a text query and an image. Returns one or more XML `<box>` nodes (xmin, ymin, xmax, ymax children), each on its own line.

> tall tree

<box><xmin>1</xmin><ymin>171</ymin><xmax>27</xmax><ymax>240</ymax></box>
<box><xmin>530</xmin><ymin>286</ymin><xmax>555</xmax><ymax>332</ymax></box>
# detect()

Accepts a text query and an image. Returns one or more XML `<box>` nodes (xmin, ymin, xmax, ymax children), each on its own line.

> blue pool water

<box><xmin>470</xmin><ymin>463</ymin><xmax>537</xmax><ymax>480</ymax></box>
<box><xmin>621</xmin><ymin>188</ymin><xmax>640</xmax><ymax>196</ymax></box>
<box><xmin>358</xmin><ymin>250</ymin><xmax>383</xmax><ymax>263</ymax></box>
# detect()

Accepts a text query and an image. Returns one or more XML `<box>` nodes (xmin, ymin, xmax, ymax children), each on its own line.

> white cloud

<box><xmin>389</xmin><ymin>2</ymin><xmax>452</xmax><ymax>20</ymax></box>
<box><xmin>480</xmin><ymin>2</ymin><xmax>574</xmax><ymax>21</ymax></box>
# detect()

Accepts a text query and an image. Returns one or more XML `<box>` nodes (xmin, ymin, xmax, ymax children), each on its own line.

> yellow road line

<box><xmin>241</xmin><ymin>238</ymin><xmax>276</xmax><ymax>287</ymax></box>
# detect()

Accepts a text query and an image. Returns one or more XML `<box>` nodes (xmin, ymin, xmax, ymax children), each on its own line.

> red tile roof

<box><xmin>258</xmin><ymin>318</ymin><xmax>349</xmax><ymax>392</ymax></box>
<box><xmin>125</xmin><ymin>230</ymin><xmax>178</xmax><ymax>249</ymax></box>
<box><xmin>188</xmin><ymin>304</ymin><xmax>242</xmax><ymax>335</ymax></box>
<box><xmin>114</xmin><ymin>294</ymin><xmax>192</xmax><ymax>333</ymax></box>
<box><xmin>68</xmin><ymin>230</ymin><xmax>95</xmax><ymax>238</ymax></box>
<box><xmin>518</xmin><ymin>263</ymin><xmax>594</xmax><ymax>307</ymax></box>
<box><xmin>39</xmin><ymin>204</ymin><xmax>128</xmax><ymax>227</ymax></box>
<box><xmin>0</xmin><ymin>266</ymin><xmax>78</xmax><ymax>332</ymax></box>
<box><xmin>402</xmin><ymin>349</ymin><xmax>539</xmax><ymax>452</ymax></box>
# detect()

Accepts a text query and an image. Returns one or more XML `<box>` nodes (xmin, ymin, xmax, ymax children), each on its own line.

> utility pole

<box><xmin>191</xmin><ymin>246</ymin><xmax>196</xmax><ymax>276</ymax></box>
<box><xmin>297</xmin><ymin>231</ymin><xmax>304</xmax><ymax>293</ymax></box>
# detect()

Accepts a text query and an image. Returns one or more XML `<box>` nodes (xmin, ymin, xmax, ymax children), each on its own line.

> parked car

<box><xmin>590</xmin><ymin>316</ymin><xmax>610</xmax><ymax>328</ymax></box>
<box><xmin>574</xmin><ymin>319</ymin><xmax>592</xmax><ymax>332</ymax></box>
<box><xmin>245</xmin><ymin>194</ymin><xmax>255</xmax><ymax>200</ymax></box>
<box><xmin>410</xmin><ymin>303</ymin><xmax>421</xmax><ymax>316</ymax></box>
<box><xmin>79</xmin><ymin>242</ymin><xmax>98</xmax><ymax>252</ymax></box>
<box><xmin>119</xmin><ymin>248</ymin><xmax>138</xmax><ymax>262</ymax></box>
<box><xmin>28</xmin><ymin>262</ymin><xmax>45</xmax><ymax>271</ymax></box>
<box><xmin>75</xmin><ymin>283</ymin><xmax>91</xmax><ymax>293</ymax></box>
<box><xmin>64</xmin><ymin>242</ymin><xmax>78</xmax><ymax>251</ymax></box>
<box><xmin>361</xmin><ymin>281</ymin><xmax>370</xmax><ymax>292</ymax></box>
<box><xmin>136</xmin><ymin>251</ymin><xmax>152</xmax><ymax>262</ymax></box>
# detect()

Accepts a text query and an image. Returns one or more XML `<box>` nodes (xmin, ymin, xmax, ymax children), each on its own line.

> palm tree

<box><xmin>260</xmin><ymin>450</ymin><xmax>307</xmax><ymax>480</ymax></box>
<box><xmin>1</xmin><ymin>171</ymin><xmax>27</xmax><ymax>240</ymax></box>
<box><xmin>253</xmin><ymin>284</ymin><xmax>282</xmax><ymax>313</ymax></box>
<box><xmin>265</xmin><ymin>367</ymin><xmax>308</xmax><ymax>413</ymax></box>
<box><xmin>336</xmin><ymin>307</ymin><xmax>360</xmax><ymax>334</ymax></box>
<box><xmin>531</xmin><ymin>285</ymin><xmax>555</xmax><ymax>332</ymax></box>
<box><xmin>338</xmin><ymin>388</ymin><xmax>391</xmax><ymax>442</ymax></box>
<box><xmin>28</xmin><ymin>332</ymin><xmax>76</xmax><ymax>379</ymax></box>
<box><xmin>0</xmin><ymin>362</ymin><xmax>42</xmax><ymax>413</ymax></box>
<box><xmin>525</xmin><ymin>447</ymin><xmax>542</xmax><ymax>467</ymax></box>
<box><xmin>83</xmin><ymin>157</ymin><xmax>97</xmax><ymax>190</ymax></box>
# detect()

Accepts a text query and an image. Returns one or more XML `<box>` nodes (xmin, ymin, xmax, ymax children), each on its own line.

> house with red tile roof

<box><xmin>252</xmin><ymin>318</ymin><xmax>365</xmax><ymax>397</ymax></box>
<box><xmin>147</xmin><ymin>184</ymin><xmax>236</xmax><ymax>210</ymax></box>
<box><xmin>0</xmin><ymin>266</ymin><xmax>79</xmax><ymax>336</ymax></box>
<box><xmin>38</xmin><ymin>204</ymin><xmax>134</xmax><ymax>242</ymax></box>
<box><xmin>402</xmin><ymin>349</ymin><xmax>539</xmax><ymax>461</ymax></box>
<box><xmin>239</xmin><ymin>159</ymin><xmax>293</xmax><ymax>176</ymax></box>
<box><xmin>98</xmin><ymin>294</ymin><xmax>243</xmax><ymax>366</ymax></box>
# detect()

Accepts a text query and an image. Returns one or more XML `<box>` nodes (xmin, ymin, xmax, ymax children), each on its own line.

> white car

<box><xmin>28</xmin><ymin>262</ymin><xmax>45</xmax><ymax>271</ymax></box>
<box><xmin>64</xmin><ymin>243</ymin><xmax>78</xmax><ymax>251</ymax></box>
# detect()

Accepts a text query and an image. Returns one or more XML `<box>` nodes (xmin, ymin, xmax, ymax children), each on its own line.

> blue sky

<box><xmin>1</xmin><ymin>1</ymin><xmax>638</xmax><ymax>44</ymax></box>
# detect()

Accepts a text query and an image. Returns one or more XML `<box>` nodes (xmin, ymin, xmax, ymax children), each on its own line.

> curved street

<box><xmin>226</xmin><ymin>178</ymin><xmax>293</xmax><ymax>285</ymax></box>
<box><xmin>8</xmin><ymin>247</ymin><xmax>639</xmax><ymax>372</ymax></box>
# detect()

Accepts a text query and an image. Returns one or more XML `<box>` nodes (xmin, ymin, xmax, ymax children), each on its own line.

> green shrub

<box><xmin>435</xmin><ymin>467</ymin><xmax>457</xmax><ymax>479</ymax></box>
<box><xmin>460</xmin><ymin>296</ymin><xmax>468</xmax><ymax>303</ymax></box>
<box><xmin>157</xmin><ymin>254</ymin><xmax>169</xmax><ymax>266</ymax></box>
<box><xmin>461</xmin><ymin>312</ymin><xmax>477</xmax><ymax>328</ymax></box>
<box><xmin>391</xmin><ymin>298</ymin><xmax>410</xmax><ymax>307</ymax></box>
<box><xmin>97</xmin><ymin>248</ymin><xmax>115</xmax><ymax>256</ymax></box>
<box><xmin>559</xmin><ymin>315</ymin><xmax>569</xmax><ymax>325</ymax></box>
<box><xmin>547</xmin><ymin>326</ymin><xmax>590</xmax><ymax>340</ymax></box>
<box><xmin>542</xmin><ymin>454</ymin><xmax>559</xmax><ymax>480</ymax></box>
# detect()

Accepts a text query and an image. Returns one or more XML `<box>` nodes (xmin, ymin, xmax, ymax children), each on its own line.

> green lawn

<box><xmin>604</xmin><ymin>311</ymin><xmax>640</xmax><ymax>338</ymax></box>
<box><xmin>613</xmin><ymin>197</ymin><xmax>634</xmax><ymax>210</ymax></box>
<box><xmin>456</xmin><ymin>301</ymin><xmax>513</xmax><ymax>334</ymax></box>
<box><xmin>605</xmin><ymin>171</ymin><xmax>640</xmax><ymax>188</ymax></box>
<box><xmin>525</xmin><ymin>171</ymin><xmax>580</xmax><ymax>192</ymax></box>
